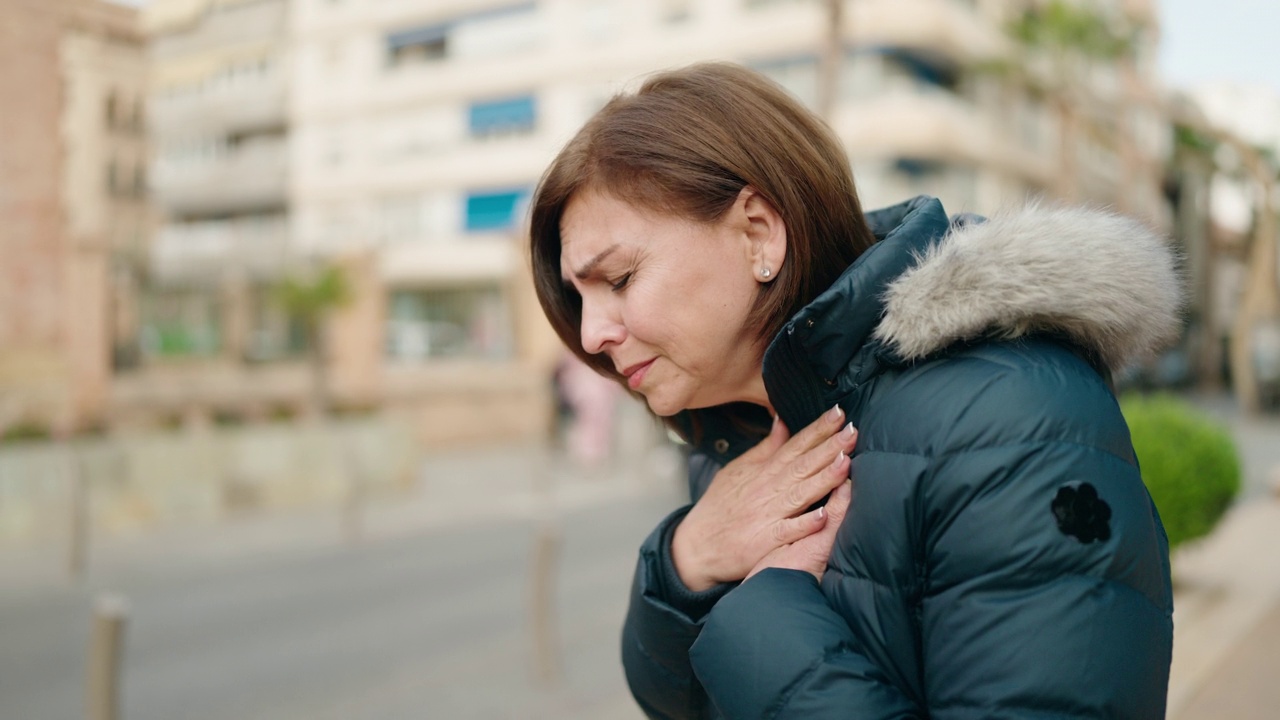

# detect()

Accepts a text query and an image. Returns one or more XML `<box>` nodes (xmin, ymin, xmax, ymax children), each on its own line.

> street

<box><xmin>0</xmin><ymin>483</ymin><xmax>681</xmax><ymax>720</ymax></box>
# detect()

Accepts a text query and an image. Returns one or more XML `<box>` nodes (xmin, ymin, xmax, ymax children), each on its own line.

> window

<box><xmin>386</xmin><ymin>24</ymin><xmax>448</xmax><ymax>66</ymax></box>
<box><xmin>882</xmin><ymin>49</ymin><xmax>960</xmax><ymax>93</ymax></box>
<box><xmin>464</xmin><ymin>189</ymin><xmax>528</xmax><ymax>232</ymax></box>
<box><xmin>245</xmin><ymin>286</ymin><xmax>307</xmax><ymax>362</ymax></box>
<box><xmin>139</xmin><ymin>290</ymin><xmax>222</xmax><ymax>358</ymax></box>
<box><xmin>386</xmin><ymin>3</ymin><xmax>538</xmax><ymax>67</ymax></box>
<box><xmin>468</xmin><ymin>95</ymin><xmax>536</xmax><ymax>138</ymax></box>
<box><xmin>386</xmin><ymin>286</ymin><xmax>512</xmax><ymax>360</ymax></box>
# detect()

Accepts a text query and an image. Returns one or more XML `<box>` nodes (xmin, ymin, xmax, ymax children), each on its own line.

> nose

<box><xmin>579</xmin><ymin>295</ymin><xmax>626</xmax><ymax>355</ymax></box>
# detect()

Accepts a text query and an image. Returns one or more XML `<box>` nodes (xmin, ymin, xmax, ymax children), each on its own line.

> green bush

<box><xmin>1120</xmin><ymin>393</ymin><xmax>1241</xmax><ymax>550</ymax></box>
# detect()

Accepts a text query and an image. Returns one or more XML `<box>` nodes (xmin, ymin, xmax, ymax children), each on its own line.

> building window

<box><xmin>139</xmin><ymin>290</ymin><xmax>222</xmax><ymax>358</ymax></box>
<box><xmin>386</xmin><ymin>286</ymin><xmax>511</xmax><ymax>361</ymax></box>
<box><xmin>468</xmin><ymin>95</ymin><xmax>536</xmax><ymax>138</ymax></box>
<box><xmin>464</xmin><ymin>189</ymin><xmax>528</xmax><ymax>232</ymax></box>
<box><xmin>245</xmin><ymin>286</ymin><xmax>307</xmax><ymax>362</ymax></box>
<box><xmin>386</xmin><ymin>24</ymin><xmax>448</xmax><ymax>66</ymax></box>
<box><xmin>385</xmin><ymin>3</ymin><xmax>538</xmax><ymax>67</ymax></box>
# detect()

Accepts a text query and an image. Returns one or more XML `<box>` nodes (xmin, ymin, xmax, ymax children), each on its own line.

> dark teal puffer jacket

<box><xmin>621</xmin><ymin>196</ymin><xmax>1179</xmax><ymax>720</ymax></box>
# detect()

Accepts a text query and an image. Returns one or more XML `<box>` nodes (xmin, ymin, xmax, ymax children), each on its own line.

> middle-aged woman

<box><xmin>530</xmin><ymin>62</ymin><xmax>1179</xmax><ymax>719</ymax></box>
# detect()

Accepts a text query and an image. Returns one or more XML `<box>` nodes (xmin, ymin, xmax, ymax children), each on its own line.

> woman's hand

<box><xmin>744</xmin><ymin>479</ymin><xmax>853</xmax><ymax>584</ymax></box>
<box><xmin>671</xmin><ymin>406</ymin><xmax>858</xmax><ymax>592</ymax></box>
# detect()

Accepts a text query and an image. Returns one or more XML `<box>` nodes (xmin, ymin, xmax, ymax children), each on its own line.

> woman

<box><xmin>530</xmin><ymin>63</ymin><xmax>1178</xmax><ymax>719</ymax></box>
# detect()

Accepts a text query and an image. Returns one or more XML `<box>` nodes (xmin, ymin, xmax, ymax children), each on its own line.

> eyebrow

<box><xmin>567</xmin><ymin>244</ymin><xmax>620</xmax><ymax>281</ymax></box>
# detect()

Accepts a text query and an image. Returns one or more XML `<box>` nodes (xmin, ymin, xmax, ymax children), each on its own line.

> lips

<box><xmin>621</xmin><ymin>358</ymin><xmax>656</xmax><ymax>390</ymax></box>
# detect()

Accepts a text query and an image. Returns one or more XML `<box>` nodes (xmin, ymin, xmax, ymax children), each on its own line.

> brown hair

<box><xmin>530</xmin><ymin>62</ymin><xmax>875</xmax><ymax>428</ymax></box>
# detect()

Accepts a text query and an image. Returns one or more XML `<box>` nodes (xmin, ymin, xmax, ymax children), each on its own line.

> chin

<box><xmin>641</xmin><ymin>390</ymin><xmax>689</xmax><ymax>418</ymax></box>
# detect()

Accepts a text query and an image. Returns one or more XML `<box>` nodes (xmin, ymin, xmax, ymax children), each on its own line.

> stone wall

<box><xmin>0</xmin><ymin>415</ymin><xmax>418</xmax><ymax>546</ymax></box>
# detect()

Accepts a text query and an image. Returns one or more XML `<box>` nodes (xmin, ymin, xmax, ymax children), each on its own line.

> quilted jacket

<box><xmin>621</xmin><ymin>196</ymin><xmax>1179</xmax><ymax>720</ymax></box>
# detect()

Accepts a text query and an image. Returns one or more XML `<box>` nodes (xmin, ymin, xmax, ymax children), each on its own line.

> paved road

<box><xmin>0</xmin><ymin>487</ymin><xmax>681</xmax><ymax>720</ymax></box>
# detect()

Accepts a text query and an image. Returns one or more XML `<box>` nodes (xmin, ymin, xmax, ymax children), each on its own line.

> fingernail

<box><xmin>831</xmin><ymin>450</ymin><xmax>846</xmax><ymax>469</ymax></box>
<box><xmin>817</xmin><ymin>505</ymin><xmax>826</xmax><ymax>520</ymax></box>
<box><xmin>843</xmin><ymin>422</ymin><xmax>857</xmax><ymax>440</ymax></box>
<box><xmin>827</xmin><ymin>404</ymin><xmax>844</xmax><ymax>423</ymax></box>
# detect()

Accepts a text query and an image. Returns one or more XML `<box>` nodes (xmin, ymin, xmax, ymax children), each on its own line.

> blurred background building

<box><xmin>0</xmin><ymin>0</ymin><xmax>148</xmax><ymax>434</ymax></box>
<box><xmin>3</xmin><ymin>0</ymin><xmax>1277</xmax><ymax>443</ymax></box>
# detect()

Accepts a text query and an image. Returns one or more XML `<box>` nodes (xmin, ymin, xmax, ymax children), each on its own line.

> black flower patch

<box><xmin>1051</xmin><ymin>483</ymin><xmax>1112</xmax><ymax>544</ymax></box>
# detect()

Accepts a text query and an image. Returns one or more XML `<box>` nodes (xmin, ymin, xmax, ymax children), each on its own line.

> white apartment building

<box><xmin>146</xmin><ymin>0</ymin><xmax>295</xmax><ymax>364</ymax></box>
<box><xmin>291</xmin><ymin>0</ymin><xmax>1165</xmax><ymax>365</ymax></box>
<box><xmin>131</xmin><ymin>0</ymin><xmax>1167</xmax><ymax>441</ymax></box>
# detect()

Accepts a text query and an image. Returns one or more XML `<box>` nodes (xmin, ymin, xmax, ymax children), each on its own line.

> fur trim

<box><xmin>873</xmin><ymin>204</ymin><xmax>1183</xmax><ymax>371</ymax></box>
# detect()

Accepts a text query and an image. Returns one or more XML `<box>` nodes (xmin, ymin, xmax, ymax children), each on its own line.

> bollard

<box><xmin>87</xmin><ymin>594</ymin><xmax>129</xmax><ymax>720</ymax></box>
<box><xmin>66</xmin><ymin>441</ymin><xmax>88</xmax><ymax>580</ymax></box>
<box><xmin>341</xmin><ymin>427</ymin><xmax>364</xmax><ymax>544</ymax></box>
<box><xmin>530</xmin><ymin>518</ymin><xmax>562</xmax><ymax>686</ymax></box>
<box><xmin>529</xmin><ymin>447</ymin><xmax>563</xmax><ymax>686</ymax></box>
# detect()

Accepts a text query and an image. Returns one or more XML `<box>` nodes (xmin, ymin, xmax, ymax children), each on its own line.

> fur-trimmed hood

<box><xmin>760</xmin><ymin>195</ymin><xmax>1183</xmax><ymax>439</ymax></box>
<box><xmin>873</xmin><ymin>202</ymin><xmax>1184</xmax><ymax>372</ymax></box>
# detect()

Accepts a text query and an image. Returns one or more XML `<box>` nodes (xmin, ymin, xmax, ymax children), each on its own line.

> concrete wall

<box><xmin>0</xmin><ymin>415</ymin><xmax>419</xmax><ymax>546</ymax></box>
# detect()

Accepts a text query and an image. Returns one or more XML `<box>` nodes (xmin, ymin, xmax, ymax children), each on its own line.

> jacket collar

<box><xmin>764</xmin><ymin>196</ymin><xmax>953</xmax><ymax>437</ymax></box>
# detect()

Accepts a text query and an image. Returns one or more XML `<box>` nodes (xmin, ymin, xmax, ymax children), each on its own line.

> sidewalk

<box><xmin>1166</xmin><ymin>392</ymin><xmax>1280</xmax><ymax>719</ymax></box>
<box><xmin>1167</xmin><ymin>499</ymin><xmax>1280</xmax><ymax>719</ymax></box>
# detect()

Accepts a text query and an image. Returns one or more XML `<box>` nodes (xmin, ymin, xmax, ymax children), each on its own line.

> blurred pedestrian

<box><xmin>556</xmin><ymin>349</ymin><xmax>620</xmax><ymax>470</ymax></box>
<box><xmin>530</xmin><ymin>62</ymin><xmax>1180</xmax><ymax>719</ymax></box>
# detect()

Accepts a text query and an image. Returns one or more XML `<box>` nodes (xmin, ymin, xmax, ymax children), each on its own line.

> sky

<box><xmin>107</xmin><ymin>0</ymin><xmax>1278</xmax><ymax>96</ymax></box>
<box><xmin>1158</xmin><ymin>0</ymin><xmax>1280</xmax><ymax>95</ymax></box>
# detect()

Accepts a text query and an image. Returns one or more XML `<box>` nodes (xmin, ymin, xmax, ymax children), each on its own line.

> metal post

<box><xmin>87</xmin><ymin>594</ymin><xmax>129</xmax><ymax>720</ymax></box>
<box><xmin>529</xmin><ymin>447</ymin><xmax>562</xmax><ymax>686</ymax></box>
<box><xmin>530</xmin><ymin>518</ymin><xmax>562</xmax><ymax>686</ymax></box>
<box><xmin>65</xmin><ymin>438</ymin><xmax>88</xmax><ymax>580</ymax></box>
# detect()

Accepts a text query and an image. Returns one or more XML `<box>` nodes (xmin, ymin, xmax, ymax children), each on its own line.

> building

<box><xmin>283</xmin><ymin>0</ymin><xmax>1169</xmax><ymax>441</ymax></box>
<box><xmin>122</xmin><ymin>0</ymin><xmax>308</xmax><ymax>425</ymax></box>
<box><xmin>127</xmin><ymin>0</ymin><xmax>1170</xmax><ymax>443</ymax></box>
<box><xmin>0</xmin><ymin>0</ymin><xmax>148</xmax><ymax>435</ymax></box>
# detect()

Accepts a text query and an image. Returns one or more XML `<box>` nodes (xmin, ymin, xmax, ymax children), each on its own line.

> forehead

<box><xmin>559</xmin><ymin>192</ymin><xmax>643</xmax><ymax>270</ymax></box>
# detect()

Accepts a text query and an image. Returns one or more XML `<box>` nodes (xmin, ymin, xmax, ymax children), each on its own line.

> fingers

<box><xmin>823</xmin><ymin>480</ymin><xmax>854</xmax><ymax>527</ymax></box>
<box><xmin>775</xmin><ymin>404</ymin><xmax>847</xmax><ymax>462</ymax></box>
<box><xmin>787</xmin><ymin>421</ymin><xmax>858</xmax><ymax>481</ymax></box>
<box><xmin>781</xmin><ymin>445</ymin><xmax>851</xmax><ymax>511</ymax></box>
<box><xmin>770</xmin><ymin>504</ymin><xmax>828</xmax><ymax>545</ymax></box>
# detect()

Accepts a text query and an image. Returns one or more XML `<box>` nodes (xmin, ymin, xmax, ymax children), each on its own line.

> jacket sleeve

<box><xmin>690</xmin><ymin>568</ymin><xmax>921</xmax><ymax>720</ymax></box>
<box><xmin>621</xmin><ymin>451</ymin><xmax>737</xmax><ymax>719</ymax></box>
<box><xmin>913</xmin><ymin>434</ymin><xmax>1173</xmax><ymax>719</ymax></box>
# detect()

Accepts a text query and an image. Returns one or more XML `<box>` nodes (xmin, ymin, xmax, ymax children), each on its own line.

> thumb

<box><xmin>748</xmin><ymin>414</ymin><xmax>790</xmax><ymax>458</ymax></box>
<box><xmin>823</xmin><ymin>481</ymin><xmax>853</xmax><ymax>527</ymax></box>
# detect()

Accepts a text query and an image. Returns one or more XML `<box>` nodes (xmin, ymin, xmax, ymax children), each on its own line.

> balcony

<box><xmin>153</xmin><ymin>136</ymin><xmax>287</xmax><ymax>217</ymax></box>
<box><xmin>152</xmin><ymin>215</ymin><xmax>291</xmax><ymax>284</ymax></box>
<box><xmin>150</xmin><ymin>72</ymin><xmax>286</xmax><ymax>138</ymax></box>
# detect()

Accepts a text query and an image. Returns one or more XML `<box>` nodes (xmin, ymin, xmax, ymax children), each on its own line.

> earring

<box><xmin>760</xmin><ymin>268</ymin><xmax>772</xmax><ymax>279</ymax></box>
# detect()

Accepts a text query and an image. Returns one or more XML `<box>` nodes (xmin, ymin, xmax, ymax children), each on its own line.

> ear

<box><xmin>737</xmin><ymin>186</ymin><xmax>787</xmax><ymax>283</ymax></box>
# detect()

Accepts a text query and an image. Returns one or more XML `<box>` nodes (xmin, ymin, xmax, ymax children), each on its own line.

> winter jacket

<box><xmin>621</xmin><ymin>196</ymin><xmax>1179</xmax><ymax>720</ymax></box>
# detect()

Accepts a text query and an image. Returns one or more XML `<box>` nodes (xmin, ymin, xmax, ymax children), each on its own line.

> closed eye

<box><xmin>609</xmin><ymin>272</ymin><xmax>633</xmax><ymax>292</ymax></box>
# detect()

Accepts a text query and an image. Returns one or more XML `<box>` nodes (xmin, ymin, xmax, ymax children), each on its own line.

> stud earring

<box><xmin>760</xmin><ymin>268</ymin><xmax>772</xmax><ymax>279</ymax></box>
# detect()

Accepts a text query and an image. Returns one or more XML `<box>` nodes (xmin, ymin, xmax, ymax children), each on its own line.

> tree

<box><xmin>1003</xmin><ymin>0</ymin><xmax>1135</xmax><ymax>203</ymax></box>
<box><xmin>273</xmin><ymin>264</ymin><xmax>351</xmax><ymax>416</ymax></box>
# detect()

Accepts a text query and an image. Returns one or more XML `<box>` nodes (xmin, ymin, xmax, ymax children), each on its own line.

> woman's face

<box><xmin>560</xmin><ymin>189</ymin><xmax>773</xmax><ymax>416</ymax></box>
